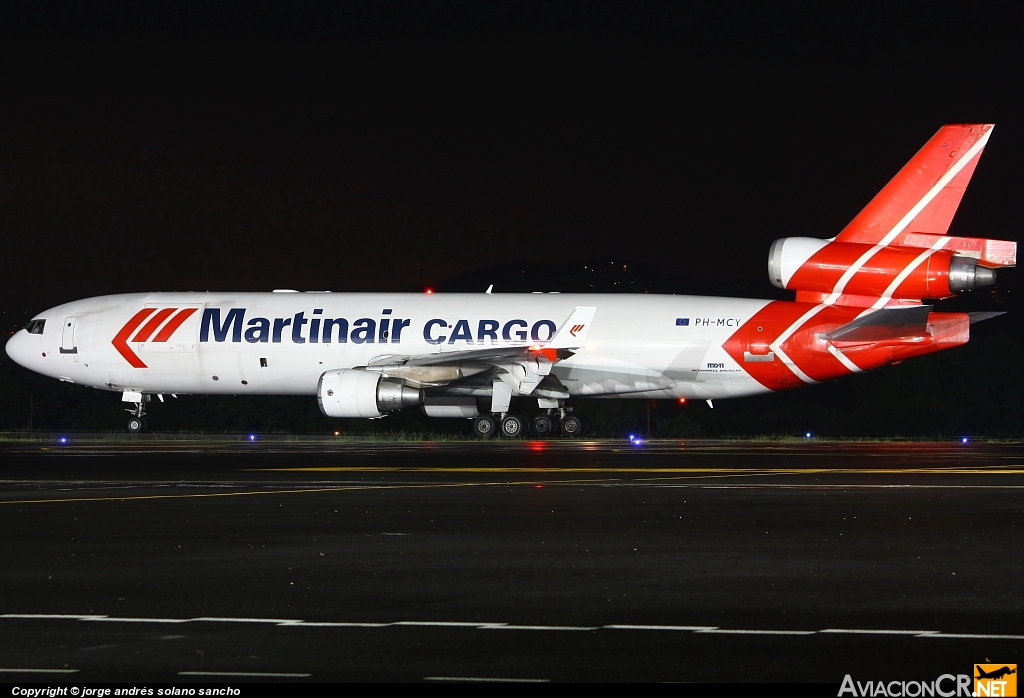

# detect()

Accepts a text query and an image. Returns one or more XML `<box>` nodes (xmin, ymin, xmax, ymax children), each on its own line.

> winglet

<box><xmin>547</xmin><ymin>306</ymin><xmax>596</xmax><ymax>349</ymax></box>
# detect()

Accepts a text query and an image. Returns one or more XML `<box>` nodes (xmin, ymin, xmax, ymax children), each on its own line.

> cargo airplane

<box><xmin>5</xmin><ymin>124</ymin><xmax>1016</xmax><ymax>437</ymax></box>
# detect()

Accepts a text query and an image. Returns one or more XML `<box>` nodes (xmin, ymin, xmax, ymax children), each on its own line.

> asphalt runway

<box><xmin>0</xmin><ymin>438</ymin><xmax>1021</xmax><ymax>683</ymax></box>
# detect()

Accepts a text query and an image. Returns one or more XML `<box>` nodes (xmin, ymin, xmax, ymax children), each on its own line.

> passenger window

<box><xmin>24</xmin><ymin>320</ymin><xmax>45</xmax><ymax>335</ymax></box>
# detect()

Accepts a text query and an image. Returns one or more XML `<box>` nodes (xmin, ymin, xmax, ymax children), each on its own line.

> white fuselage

<box><xmin>5</xmin><ymin>292</ymin><xmax>772</xmax><ymax>401</ymax></box>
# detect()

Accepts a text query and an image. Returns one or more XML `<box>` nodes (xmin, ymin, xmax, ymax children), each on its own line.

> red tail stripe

<box><xmin>131</xmin><ymin>307</ymin><xmax>177</xmax><ymax>343</ymax></box>
<box><xmin>111</xmin><ymin>309</ymin><xmax>156</xmax><ymax>369</ymax></box>
<box><xmin>151</xmin><ymin>307</ymin><xmax>198</xmax><ymax>342</ymax></box>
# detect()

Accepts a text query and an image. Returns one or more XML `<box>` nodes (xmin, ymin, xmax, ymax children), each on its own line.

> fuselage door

<box><xmin>60</xmin><ymin>317</ymin><xmax>78</xmax><ymax>354</ymax></box>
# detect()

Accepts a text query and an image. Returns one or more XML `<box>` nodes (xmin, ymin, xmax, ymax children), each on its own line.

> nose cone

<box><xmin>5</xmin><ymin>331</ymin><xmax>27</xmax><ymax>367</ymax></box>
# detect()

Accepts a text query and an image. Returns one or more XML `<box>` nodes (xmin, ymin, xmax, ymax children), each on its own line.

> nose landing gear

<box><xmin>124</xmin><ymin>392</ymin><xmax>150</xmax><ymax>433</ymax></box>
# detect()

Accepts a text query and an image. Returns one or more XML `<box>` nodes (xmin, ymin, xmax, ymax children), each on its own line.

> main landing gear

<box><xmin>471</xmin><ymin>410</ymin><xmax>589</xmax><ymax>439</ymax></box>
<box><xmin>472</xmin><ymin>414</ymin><xmax>498</xmax><ymax>438</ymax></box>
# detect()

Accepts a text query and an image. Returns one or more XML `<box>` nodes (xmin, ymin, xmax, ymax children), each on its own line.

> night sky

<box><xmin>2</xmin><ymin>2</ymin><xmax>1022</xmax><ymax>323</ymax></box>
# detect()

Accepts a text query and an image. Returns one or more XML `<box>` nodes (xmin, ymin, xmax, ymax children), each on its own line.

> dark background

<box><xmin>1</xmin><ymin>1</ymin><xmax>1021</xmax><ymax>436</ymax></box>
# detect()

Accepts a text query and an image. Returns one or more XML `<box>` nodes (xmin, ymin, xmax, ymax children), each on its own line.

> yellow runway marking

<box><xmin>3</xmin><ymin>465</ymin><xmax>1023</xmax><ymax>506</ymax></box>
<box><xmin>250</xmin><ymin>466</ymin><xmax>1024</xmax><ymax>475</ymax></box>
<box><xmin>0</xmin><ymin>478</ymin><xmax>618</xmax><ymax>506</ymax></box>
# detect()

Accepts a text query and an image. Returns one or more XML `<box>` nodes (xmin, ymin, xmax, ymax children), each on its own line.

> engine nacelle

<box><xmin>317</xmin><ymin>369</ymin><xmax>421</xmax><ymax>418</ymax></box>
<box><xmin>421</xmin><ymin>397</ymin><xmax>481</xmax><ymax>418</ymax></box>
<box><xmin>768</xmin><ymin>237</ymin><xmax>996</xmax><ymax>299</ymax></box>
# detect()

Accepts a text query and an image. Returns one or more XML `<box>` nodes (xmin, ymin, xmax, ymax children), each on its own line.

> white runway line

<box><xmin>424</xmin><ymin>676</ymin><xmax>549</xmax><ymax>683</ymax></box>
<box><xmin>179</xmin><ymin>671</ymin><xmax>311</xmax><ymax>678</ymax></box>
<box><xmin>0</xmin><ymin>668</ymin><xmax>79</xmax><ymax>673</ymax></box>
<box><xmin>282</xmin><ymin>621</ymin><xmax>390</xmax><ymax>627</ymax></box>
<box><xmin>481</xmin><ymin>625</ymin><xmax>598</xmax><ymax>631</ymax></box>
<box><xmin>821</xmin><ymin>629</ymin><xmax>938</xmax><ymax>635</ymax></box>
<box><xmin>697</xmin><ymin>629</ymin><xmax>816</xmax><ymax>635</ymax></box>
<box><xmin>80</xmin><ymin>617</ymin><xmax>188</xmax><ymax>623</ymax></box>
<box><xmin>1</xmin><ymin>614</ymin><xmax>1021</xmax><ymax>640</ymax></box>
<box><xmin>1</xmin><ymin>614</ymin><xmax>106</xmax><ymax>619</ymax></box>
<box><xmin>922</xmin><ymin>633</ymin><xmax>1024</xmax><ymax>640</ymax></box>
<box><xmin>395</xmin><ymin>621</ymin><xmax>506</xmax><ymax>628</ymax></box>
<box><xmin>604</xmin><ymin>624</ymin><xmax>717</xmax><ymax>631</ymax></box>
<box><xmin>193</xmin><ymin>617</ymin><xmax>298</xmax><ymax>623</ymax></box>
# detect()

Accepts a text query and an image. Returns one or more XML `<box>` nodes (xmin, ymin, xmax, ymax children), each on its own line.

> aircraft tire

<box><xmin>560</xmin><ymin>414</ymin><xmax>586</xmax><ymax>438</ymax></box>
<box><xmin>500</xmin><ymin>414</ymin><xmax>528</xmax><ymax>439</ymax></box>
<box><xmin>128</xmin><ymin>417</ymin><xmax>144</xmax><ymax>433</ymax></box>
<box><xmin>532</xmin><ymin>414</ymin><xmax>558</xmax><ymax>438</ymax></box>
<box><xmin>472</xmin><ymin>415</ymin><xmax>498</xmax><ymax>439</ymax></box>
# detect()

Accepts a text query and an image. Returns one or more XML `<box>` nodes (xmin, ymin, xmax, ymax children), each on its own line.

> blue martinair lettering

<box><xmin>309</xmin><ymin>309</ymin><xmax>322</xmax><ymax>344</ymax></box>
<box><xmin>198</xmin><ymin>309</ymin><xmax>558</xmax><ymax>347</ymax></box>
<box><xmin>201</xmin><ymin>308</ymin><xmax>246</xmax><ymax>342</ymax></box>
<box><xmin>272</xmin><ymin>317</ymin><xmax>291</xmax><ymax>343</ymax></box>
<box><xmin>292</xmin><ymin>312</ymin><xmax>308</xmax><ymax>343</ymax></box>
<box><xmin>448</xmin><ymin>320</ymin><xmax>474</xmax><ymax>344</ymax></box>
<box><xmin>531</xmin><ymin>320</ymin><xmax>556</xmax><ymax>342</ymax></box>
<box><xmin>392</xmin><ymin>318</ymin><xmax>410</xmax><ymax>342</ymax></box>
<box><xmin>350</xmin><ymin>318</ymin><xmax>375</xmax><ymax>344</ymax></box>
<box><xmin>503</xmin><ymin>319</ymin><xmax>528</xmax><ymax>341</ymax></box>
<box><xmin>245</xmin><ymin>317</ymin><xmax>271</xmax><ymax>343</ymax></box>
<box><xmin>322</xmin><ymin>317</ymin><xmax>348</xmax><ymax>343</ymax></box>
<box><xmin>478</xmin><ymin>320</ymin><xmax>499</xmax><ymax>342</ymax></box>
<box><xmin>424</xmin><ymin>319</ymin><xmax>447</xmax><ymax>345</ymax></box>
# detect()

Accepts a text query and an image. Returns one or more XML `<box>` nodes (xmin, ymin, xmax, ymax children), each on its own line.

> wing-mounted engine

<box><xmin>317</xmin><ymin>369</ymin><xmax>422</xmax><ymax>418</ymax></box>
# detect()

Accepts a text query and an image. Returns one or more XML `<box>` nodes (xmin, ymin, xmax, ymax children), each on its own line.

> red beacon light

<box><xmin>678</xmin><ymin>398</ymin><xmax>687</xmax><ymax>404</ymax></box>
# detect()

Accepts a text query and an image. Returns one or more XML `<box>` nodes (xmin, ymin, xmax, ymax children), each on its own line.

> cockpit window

<box><xmin>24</xmin><ymin>319</ymin><xmax>45</xmax><ymax>335</ymax></box>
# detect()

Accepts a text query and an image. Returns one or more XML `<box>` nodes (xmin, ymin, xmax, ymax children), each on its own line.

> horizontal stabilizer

<box><xmin>902</xmin><ymin>234</ymin><xmax>1016</xmax><ymax>267</ymax></box>
<box><xmin>824</xmin><ymin>306</ymin><xmax>932</xmax><ymax>343</ymax></box>
<box><xmin>547</xmin><ymin>306</ymin><xmax>597</xmax><ymax>349</ymax></box>
<box><xmin>968</xmin><ymin>311</ymin><xmax>1006</xmax><ymax>324</ymax></box>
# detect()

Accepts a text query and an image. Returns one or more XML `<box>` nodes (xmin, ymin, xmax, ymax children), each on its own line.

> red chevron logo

<box><xmin>569</xmin><ymin>323</ymin><xmax>585</xmax><ymax>337</ymax></box>
<box><xmin>112</xmin><ymin>307</ymin><xmax>198</xmax><ymax>368</ymax></box>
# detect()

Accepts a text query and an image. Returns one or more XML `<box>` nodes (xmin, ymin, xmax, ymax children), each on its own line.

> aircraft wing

<box><xmin>367</xmin><ymin>306</ymin><xmax>597</xmax><ymax>368</ymax></box>
<box><xmin>369</xmin><ymin>345</ymin><xmax>543</xmax><ymax>367</ymax></box>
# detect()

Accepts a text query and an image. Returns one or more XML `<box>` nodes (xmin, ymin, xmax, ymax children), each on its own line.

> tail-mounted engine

<box><xmin>318</xmin><ymin>369</ymin><xmax>422</xmax><ymax>418</ymax></box>
<box><xmin>768</xmin><ymin>235</ymin><xmax>1014</xmax><ymax>302</ymax></box>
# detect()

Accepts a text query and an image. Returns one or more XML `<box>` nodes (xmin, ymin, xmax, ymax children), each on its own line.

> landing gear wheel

<box><xmin>472</xmin><ymin>415</ymin><xmax>498</xmax><ymax>439</ymax></box>
<box><xmin>500</xmin><ymin>413</ymin><xmax>528</xmax><ymax>439</ymax></box>
<box><xmin>128</xmin><ymin>417</ymin><xmax>145</xmax><ymax>433</ymax></box>
<box><xmin>560</xmin><ymin>414</ymin><xmax>587</xmax><ymax>438</ymax></box>
<box><xmin>532</xmin><ymin>414</ymin><xmax>558</xmax><ymax>438</ymax></box>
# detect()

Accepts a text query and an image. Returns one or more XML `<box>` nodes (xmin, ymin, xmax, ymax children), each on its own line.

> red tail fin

<box><xmin>768</xmin><ymin>123</ymin><xmax>1015</xmax><ymax>307</ymax></box>
<box><xmin>836</xmin><ymin>124</ymin><xmax>993</xmax><ymax>246</ymax></box>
